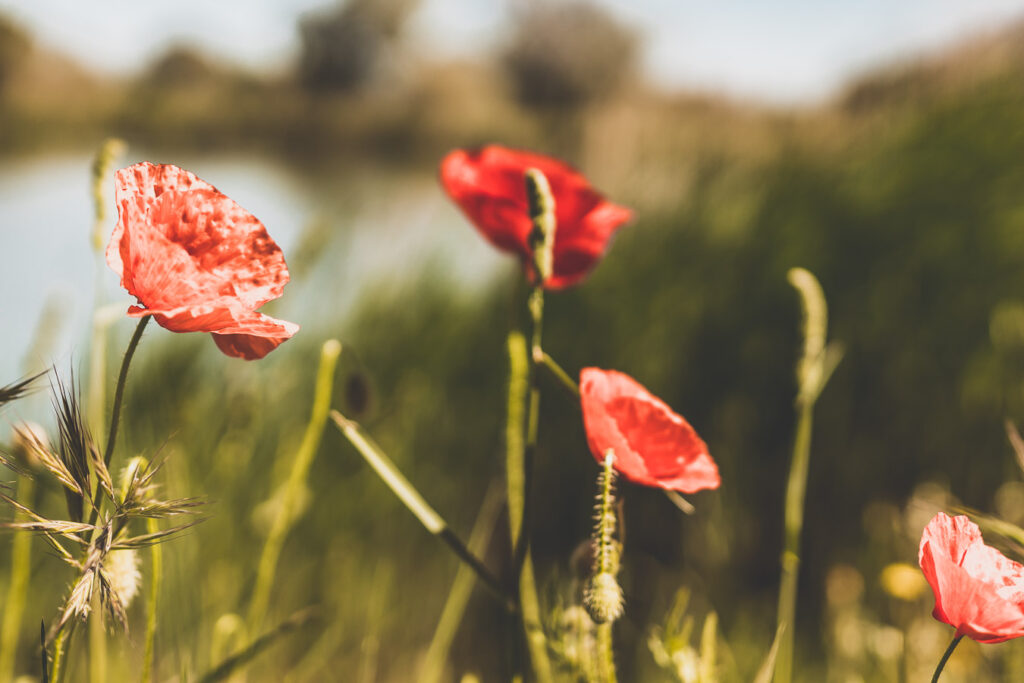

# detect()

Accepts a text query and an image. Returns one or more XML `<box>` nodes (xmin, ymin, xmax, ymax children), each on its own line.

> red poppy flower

<box><xmin>579</xmin><ymin>368</ymin><xmax>720</xmax><ymax>493</ymax></box>
<box><xmin>106</xmin><ymin>162</ymin><xmax>298</xmax><ymax>360</ymax></box>
<box><xmin>439</xmin><ymin>145</ymin><xmax>632</xmax><ymax>289</ymax></box>
<box><xmin>918</xmin><ymin>512</ymin><xmax>1024</xmax><ymax>643</ymax></box>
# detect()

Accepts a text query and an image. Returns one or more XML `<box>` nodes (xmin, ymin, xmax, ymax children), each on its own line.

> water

<box><xmin>0</xmin><ymin>151</ymin><xmax>507</xmax><ymax>405</ymax></box>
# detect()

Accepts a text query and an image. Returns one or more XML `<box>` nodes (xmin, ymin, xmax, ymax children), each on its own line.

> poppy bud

<box><xmin>584</xmin><ymin>571</ymin><xmax>624</xmax><ymax>625</ymax></box>
<box><xmin>524</xmin><ymin>168</ymin><xmax>556</xmax><ymax>284</ymax></box>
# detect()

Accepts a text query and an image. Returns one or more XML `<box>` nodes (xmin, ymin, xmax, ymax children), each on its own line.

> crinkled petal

<box><xmin>107</xmin><ymin>162</ymin><xmax>298</xmax><ymax>359</ymax></box>
<box><xmin>111</xmin><ymin>163</ymin><xmax>289</xmax><ymax>311</ymax></box>
<box><xmin>211</xmin><ymin>312</ymin><xmax>300</xmax><ymax>360</ymax></box>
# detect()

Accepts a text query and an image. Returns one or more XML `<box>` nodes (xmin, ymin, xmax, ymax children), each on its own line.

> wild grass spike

<box><xmin>0</xmin><ymin>371</ymin><xmax>45</xmax><ymax>409</ymax></box>
<box><xmin>584</xmin><ymin>450</ymin><xmax>623</xmax><ymax>625</ymax></box>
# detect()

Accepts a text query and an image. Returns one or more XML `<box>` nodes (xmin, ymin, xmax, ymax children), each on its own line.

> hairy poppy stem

<box><xmin>931</xmin><ymin>633</ymin><xmax>963</xmax><ymax>682</ymax></box>
<box><xmin>584</xmin><ymin>452</ymin><xmax>623</xmax><ymax>626</ymax></box>
<box><xmin>330</xmin><ymin>410</ymin><xmax>514</xmax><ymax>612</ymax></box>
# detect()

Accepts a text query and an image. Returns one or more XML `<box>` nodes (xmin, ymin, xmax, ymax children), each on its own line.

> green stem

<box><xmin>88</xmin><ymin>592</ymin><xmax>106</xmax><ymax>683</ymax></box>
<box><xmin>775</xmin><ymin>398</ymin><xmax>812</xmax><ymax>680</ymax></box>
<box><xmin>775</xmin><ymin>268</ymin><xmax>839</xmax><ymax>683</ymax></box>
<box><xmin>502</xmin><ymin>169</ymin><xmax>558</xmax><ymax>683</ymax></box>
<box><xmin>0</xmin><ymin>475</ymin><xmax>35</xmax><ymax>681</ymax></box>
<box><xmin>519</xmin><ymin>286</ymin><xmax>543</xmax><ymax>570</ymax></box>
<box><xmin>51</xmin><ymin>627</ymin><xmax>69</xmax><ymax>683</ymax></box>
<box><xmin>506</xmin><ymin>333</ymin><xmax>553</xmax><ymax>683</ymax></box>
<box><xmin>595</xmin><ymin>451</ymin><xmax>617</xmax><ymax>576</ymax></box>
<box><xmin>506</xmin><ymin>332</ymin><xmax>529</xmax><ymax>558</ymax></box>
<box><xmin>103</xmin><ymin>315</ymin><xmax>149</xmax><ymax>471</ymax></box>
<box><xmin>539</xmin><ymin>351</ymin><xmax>579</xmax><ymax>396</ymax></box>
<box><xmin>330</xmin><ymin>410</ymin><xmax>512</xmax><ymax>610</ymax></box>
<box><xmin>247</xmin><ymin>339</ymin><xmax>341</xmax><ymax>635</ymax></box>
<box><xmin>87</xmin><ymin>315</ymin><xmax>149</xmax><ymax>531</ymax></box>
<box><xmin>596</xmin><ymin>622</ymin><xmax>617</xmax><ymax>683</ymax></box>
<box><xmin>931</xmin><ymin>634</ymin><xmax>963</xmax><ymax>683</ymax></box>
<box><xmin>142</xmin><ymin>517</ymin><xmax>162</xmax><ymax>683</ymax></box>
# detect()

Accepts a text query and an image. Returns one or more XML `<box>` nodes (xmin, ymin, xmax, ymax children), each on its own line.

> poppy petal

<box><xmin>440</xmin><ymin>145</ymin><xmax>631</xmax><ymax>289</ymax></box>
<box><xmin>107</xmin><ymin>162</ymin><xmax>298</xmax><ymax>359</ymax></box>
<box><xmin>580</xmin><ymin>367</ymin><xmax>719</xmax><ymax>493</ymax></box>
<box><xmin>919</xmin><ymin>512</ymin><xmax>1024</xmax><ymax>642</ymax></box>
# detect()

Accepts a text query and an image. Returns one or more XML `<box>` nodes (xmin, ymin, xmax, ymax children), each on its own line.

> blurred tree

<box><xmin>0</xmin><ymin>14</ymin><xmax>31</xmax><ymax>98</ymax></box>
<box><xmin>297</xmin><ymin>0</ymin><xmax>417</xmax><ymax>94</ymax></box>
<box><xmin>144</xmin><ymin>45</ymin><xmax>218</xmax><ymax>88</ymax></box>
<box><xmin>501</xmin><ymin>0</ymin><xmax>638</xmax><ymax>108</ymax></box>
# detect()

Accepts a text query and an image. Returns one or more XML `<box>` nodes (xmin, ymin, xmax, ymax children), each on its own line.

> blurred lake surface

<box><xmin>0</xmin><ymin>151</ymin><xmax>504</xmax><ymax>400</ymax></box>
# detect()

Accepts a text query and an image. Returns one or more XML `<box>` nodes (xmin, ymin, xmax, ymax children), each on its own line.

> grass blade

<box><xmin>198</xmin><ymin>608</ymin><xmax>316</xmax><ymax>683</ymax></box>
<box><xmin>247</xmin><ymin>339</ymin><xmax>341</xmax><ymax>635</ymax></box>
<box><xmin>419</xmin><ymin>481</ymin><xmax>504</xmax><ymax>683</ymax></box>
<box><xmin>753</xmin><ymin>623</ymin><xmax>786</xmax><ymax>683</ymax></box>
<box><xmin>331</xmin><ymin>410</ymin><xmax>512</xmax><ymax>610</ymax></box>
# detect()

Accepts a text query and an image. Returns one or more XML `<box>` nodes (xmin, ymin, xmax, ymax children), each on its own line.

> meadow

<box><xmin>3</xmin><ymin>7</ymin><xmax>1024</xmax><ymax>683</ymax></box>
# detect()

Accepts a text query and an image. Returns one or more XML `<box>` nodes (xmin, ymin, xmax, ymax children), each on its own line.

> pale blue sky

<box><xmin>1</xmin><ymin>0</ymin><xmax>1023</xmax><ymax>102</ymax></box>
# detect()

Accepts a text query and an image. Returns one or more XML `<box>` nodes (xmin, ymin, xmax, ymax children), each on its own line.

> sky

<box><xmin>1</xmin><ymin>0</ymin><xmax>1024</xmax><ymax>103</ymax></box>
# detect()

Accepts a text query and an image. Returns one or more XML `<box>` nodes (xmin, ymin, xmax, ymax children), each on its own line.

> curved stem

<box><xmin>87</xmin><ymin>315</ymin><xmax>149</xmax><ymax>529</ymax></box>
<box><xmin>931</xmin><ymin>633</ymin><xmax>963</xmax><ymax>683</ymax></box>
<box><xmin>103</xmin><ymin>315</ymin><xmax>149</xmax><ymax>470</ymax></box>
